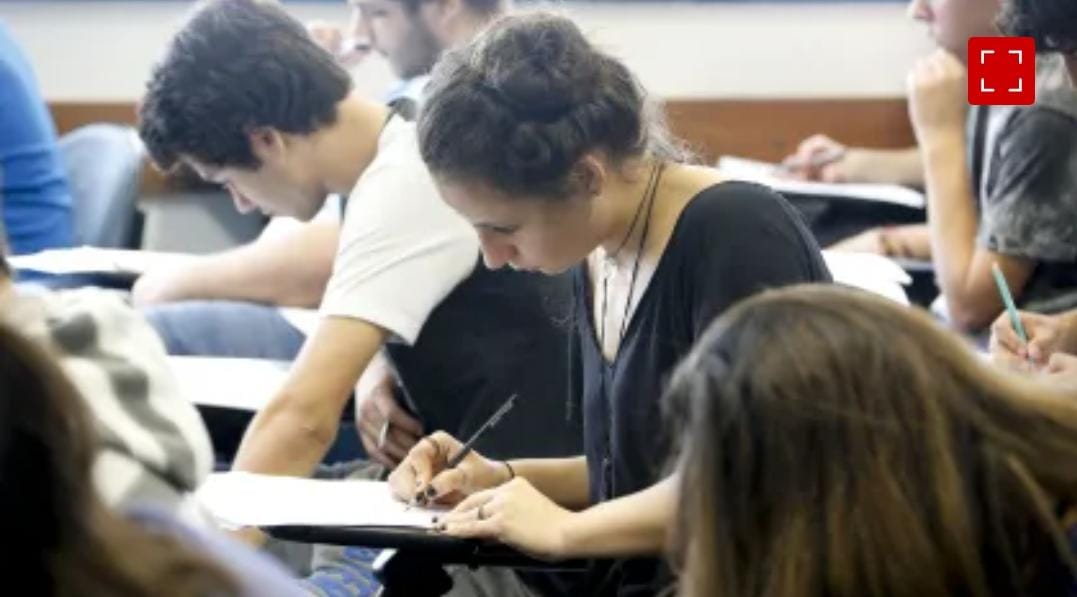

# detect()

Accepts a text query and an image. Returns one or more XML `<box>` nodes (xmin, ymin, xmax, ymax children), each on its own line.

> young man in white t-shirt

<box><xmin>134</xmin><ymin>0</ymin><xmax>510</xmax><ymax>467</ymax></box>
<box><xmin>139</xmin><ymin>0</ymin><xmax>580</xmax><ymax>545</ymax></box>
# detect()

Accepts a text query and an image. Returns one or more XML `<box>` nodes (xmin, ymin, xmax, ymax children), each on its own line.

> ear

<box><xmin>571</xmin><ymin>153</ymin><xmax>607</xmax><ymax>200</ymax></box>
<box><xmin>247</xmin><ymin>127</ymin><xmax>287</xmax><ymax>165</ymax></box>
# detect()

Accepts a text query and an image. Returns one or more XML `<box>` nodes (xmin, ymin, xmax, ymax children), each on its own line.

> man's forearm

<box><xmin>231</xmin><ymin>316</ymin><xmax>387</xmax><ymax>476</ymax></box>
<box><xmin>134</xmin><ymin>219</ymin><xmax>339</xmax><ymax>307</ymax></box>
<box><xmin>231</xmin><ymin>395</ymin><xmax>339</xmax><ymax>477</ymax></box>
<box><xmin>848</xmin><ymin>146</ymin><xmax>924</xmax><ymax>186</ymax></box>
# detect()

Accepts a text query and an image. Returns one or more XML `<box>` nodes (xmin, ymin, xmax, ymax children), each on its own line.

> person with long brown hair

<box><xmin>667</xmin><ymin>284</ymin><xmax>1077</xmax><ymax>597</ymax></box>
<box><xmin>0</xmin><ymin>313</ymin><xmax>304</xmax><ymax>596</ymax></box>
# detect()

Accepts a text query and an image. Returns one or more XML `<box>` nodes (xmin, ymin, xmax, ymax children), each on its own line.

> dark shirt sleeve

<box><xmin>687</xmin><ymin>183</ymin><xmax>831</xmax><ymax>337</ymax></box>
<box><xmin>979</xmin><ymin>107</ymin><xmax>1077</xmax><ymax>263</ymax></box>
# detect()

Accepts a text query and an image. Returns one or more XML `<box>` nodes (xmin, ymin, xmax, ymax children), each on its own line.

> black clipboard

<box><xmin>263</xmin><ymin>524</ymin><xmax>588</xmax><ymax>571</ymax></box>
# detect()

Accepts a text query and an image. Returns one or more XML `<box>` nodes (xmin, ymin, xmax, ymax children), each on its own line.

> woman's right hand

<box><xmin>989</xmin><ymin>310</ymin><xmax>1077</xmax><ymax>368</ymax></box>
<box><xmin>388</xmin><ymin>431</ymin><xmax>512</xmax><ymax>507</ymax></box>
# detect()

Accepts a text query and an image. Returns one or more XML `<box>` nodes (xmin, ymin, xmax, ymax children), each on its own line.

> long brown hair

<box><xmin>0</xmin><ymin>323</ymin><xmax>237</xmax><ymax>596</ymax></box>
<box><xmin>666</xmin><ymin>285</ymin><xmax>1077</xmax><ymax>597</ymax></box>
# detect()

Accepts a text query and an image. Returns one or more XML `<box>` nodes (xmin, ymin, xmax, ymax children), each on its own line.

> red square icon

<box><xmin>968</xmin><ymin>37</ymin><xmax>1036</xmax><ymax>106</ymax></box>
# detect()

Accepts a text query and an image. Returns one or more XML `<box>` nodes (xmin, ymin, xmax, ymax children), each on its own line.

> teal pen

<box><xmin>991</xmin><ymin>262</ymin><xmax>1029</xmax><ymax>349</ymax></box>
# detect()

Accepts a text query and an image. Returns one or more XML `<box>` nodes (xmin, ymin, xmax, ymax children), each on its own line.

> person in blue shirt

<box><xmin>0</xmin><ymin>22</ymin><xmax>73</xmax><ymax>255</ymax></box>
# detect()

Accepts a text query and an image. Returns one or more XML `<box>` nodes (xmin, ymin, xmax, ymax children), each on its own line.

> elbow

<box><xmin>131</xmin><ymin>273</ymin><xmax>176</xmax><ymax>307</ymax></box>
<box><xmin>945</xmin><ymin>296</ymin><xmax>998</xmax><ymax>333</ymax></box>
<box><xmin>257</xmin><ymin>395</ymin><xmax>340</xmax><ymax>450</ymax></box>
<box><xmin>293</xmin><ymin>271</ymin><xmax>332</xmax><ymax>308</ymax></box>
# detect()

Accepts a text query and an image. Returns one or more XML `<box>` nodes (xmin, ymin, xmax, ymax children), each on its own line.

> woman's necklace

<box><xmin>598</xmin><ymin>161</ymin><xmax>664</xmax><ymax>357</ymax></box>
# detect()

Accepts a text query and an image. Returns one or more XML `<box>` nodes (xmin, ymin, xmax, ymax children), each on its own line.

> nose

<box><xmin>351</xmin><ymin>8</ymin><xmax>374</xmax><ymax>46</ymax></box>
<box><xmin>478</xmin><ymin>233</ymin><xmax>517</xmax><ymax>270</ymax></box>
<box><xmin>227</xmin><ymin>185</ymin><xmax>256</xmax><ymax>214</ymax></box>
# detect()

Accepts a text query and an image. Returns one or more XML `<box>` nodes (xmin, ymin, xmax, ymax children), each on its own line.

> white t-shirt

<box><xmin>318</xmin><ymin>116</ymin><xmax>479</xmax><ymax>344</ymax></box>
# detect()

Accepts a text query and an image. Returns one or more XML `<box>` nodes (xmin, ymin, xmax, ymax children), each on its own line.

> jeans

<box><xmin>142</xmin><ymin>300</ymin><xmax>305</xmax><ymax>360</ymax></box>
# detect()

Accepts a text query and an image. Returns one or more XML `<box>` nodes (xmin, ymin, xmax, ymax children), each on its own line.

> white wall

<box><xmin>0</xmin><ymin>1</ymin><xmax>932</xmax><ymax>101</ymax></box>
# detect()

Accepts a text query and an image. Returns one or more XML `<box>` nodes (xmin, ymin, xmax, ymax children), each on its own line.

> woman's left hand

<box><xmin>433</xmin><ymin>477</ymin><xmax>575</xmax><ymax>561</ymax></box>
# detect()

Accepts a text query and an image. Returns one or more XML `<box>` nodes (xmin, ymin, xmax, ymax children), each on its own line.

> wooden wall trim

<box><xmin>49</xmin><ymin>97</ymin><xmax>915</xmax><ymax>167</ymax></box>
<box><xmin>664</xmin><ymin>98</ymin><xmax>915</xmax><ymax>164</ymax></box>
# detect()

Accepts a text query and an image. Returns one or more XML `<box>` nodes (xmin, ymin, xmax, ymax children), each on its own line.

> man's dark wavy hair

<box><xmin>138</xmin><ymin>0</ymin><xmax>352</xmax><ymax>171</ymax></box>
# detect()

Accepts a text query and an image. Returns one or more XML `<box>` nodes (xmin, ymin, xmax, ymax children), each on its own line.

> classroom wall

<box><xmin>1</xmin><ymin>1</ymin><xmax>932</xmax><ymax>102</ymax></box>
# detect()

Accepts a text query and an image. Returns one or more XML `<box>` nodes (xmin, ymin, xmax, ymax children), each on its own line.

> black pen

<box><xmin>412</xmin><ymin>393</ymin><xmax>518</xmax><ymax>507</ymax></box>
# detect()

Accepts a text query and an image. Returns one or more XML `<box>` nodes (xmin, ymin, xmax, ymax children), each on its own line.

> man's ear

<box><xmin>247</xmin><ymin>127</ymin><xmax>287</xmax><ymax>164</ymax></box>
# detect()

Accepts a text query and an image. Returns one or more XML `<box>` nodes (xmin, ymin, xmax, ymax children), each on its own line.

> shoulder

<box><xmin>346</xmin><ymin>119</ymin><xmax>442</xmax><ymax>211</ymax></box>
<box><xmin>667</xmin><ymin>181</ymin><xmax>828</xmax><ymax>282</ymax></box>
<box><xmin>999</xmin><ymin>102</ymin><xmax>1077</xmax><ymax>157</ymax></box>
<box><xmin>0</xmin><ymin>25</ymin><xmax>36</xmax><ymax>102</ymax></box>
<box><xmin>674</xmin><ymin>180</ymin><xmax>810</xmax><ymax>243</ymax></box>
<box><xmin>19</xmin><ymin>290</ymin><xmax>215</xmax><ymax>501</ymax></box>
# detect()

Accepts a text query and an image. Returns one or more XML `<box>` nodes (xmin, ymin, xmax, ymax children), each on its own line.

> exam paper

<box><xmin>10</xmin><ymin>246</ymin><xmax>197</xmax><ymax>277</ymax></box>
<box><xmin>822</xmin><ymin>250</ymin><xmax>912</xmax><ymax>306</ymax></box>
<box><xmin>717</xmin><ymin>156</ymin><xmax>926</xmax><ymax>210</ymax></box>
<box><xmin>197</xmin><ymin>472</ymin><xmax>439</xmax><ymax>529</ymax></box>
<box><xmin>169</xmin><ymin>356</ymin><xmax>289</xmax><ymax>412</ymax></box>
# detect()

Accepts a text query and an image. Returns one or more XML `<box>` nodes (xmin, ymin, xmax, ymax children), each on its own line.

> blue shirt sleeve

<box><xmin>0</xmin><ymin>22</ymin><xmax>73</xmax><ymax>254</ymax></box>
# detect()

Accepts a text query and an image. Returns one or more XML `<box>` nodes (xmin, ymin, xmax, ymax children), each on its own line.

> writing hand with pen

<box><xmin>989</xmin><ymin>308</ymin><xmax>1077</xmax><ymax>386</ymax></box>
<box><xmin>779</xmin><ymin>134</ymin><xmax>852</xmax><ymax>182</ymax></box>
<box><xmin>387</xmin><ymin>396</ymin><xmax>578</xmax><ymax>560</ymax></box>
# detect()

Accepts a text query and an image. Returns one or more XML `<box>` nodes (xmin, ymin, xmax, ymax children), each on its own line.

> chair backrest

<box><xmin>59</xmin><ymin>123</ymin><xmax>144</xmax><ymax>248</ymax></box>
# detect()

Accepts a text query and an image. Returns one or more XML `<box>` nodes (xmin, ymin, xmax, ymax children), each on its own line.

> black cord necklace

<box><xmin>598</xmin><ymin>161</ymin><xmax>664</xmax><ymax>356</ymax></box>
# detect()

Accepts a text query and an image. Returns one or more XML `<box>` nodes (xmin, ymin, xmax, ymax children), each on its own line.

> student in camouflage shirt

<box><xmin>988</xmin><ymin>0</ymin><xmax>1077</xmax><ymax>387</ymax></box>
<box><xmin>0</xmin><ymin>249</ymin><xmax>215</xmax><ymax>521</ymax></box>
<box><xmin>790</xmin><ymin>0</ymin><xmax>1077</xmax><ymax>334</ymax></box>
<box><xmin>973</xmin><ymin>56</ymin><xmax>1077</xmax><ymax>316</ymax></box>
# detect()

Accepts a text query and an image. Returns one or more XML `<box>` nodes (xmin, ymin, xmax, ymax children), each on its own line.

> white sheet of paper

<box><xmin>197</xmin><ymin>472</ymin><xmax>439</xmax><ymax>529</ymax></box>
<box><xmin>169</xmin><ymin>356</ymin><xmax>290</xmax><ymax>412</ymax></box>
<box><xmin>717</xmin><ymin>156</ymin><xmax>926</xmax><ymax>210</ymax></box>
<box><xmin>277</xmin><ymin>307</ymin><xmax>321</xmax><ymax>337</ymax></box>
<box><xmin>10</xmin><ymin>246</ymin><xmax>197</xmax><ymax>276</ymax></box>
<box><xmin>822</xmin><ymin>250</ymin><xmax>911</xmax><ymax>306</ymax></box>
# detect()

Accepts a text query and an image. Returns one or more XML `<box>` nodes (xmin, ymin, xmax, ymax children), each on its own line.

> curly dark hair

<box><xmin>417</xmin><ymin>12</ymin><xmax>685</xmax><ymax>200</ymax></box>
<box><xmin>138</xmin><ymin>0</ymin><xmax>352</xmax><ymax>171</ymax></box>
<box><xmin>998</xmin><ymin>0</ymin><xmax>1077</xmax><ymax>54</ymax></box>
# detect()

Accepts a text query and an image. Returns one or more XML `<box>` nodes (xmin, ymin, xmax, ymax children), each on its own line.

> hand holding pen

<box><xmin>387</xmin><ymin>394</ymin><xmax>518</xmax><ymax>508</ymax></box>
<box><xmin>779</xmin><ymin>134</ymin><xmax>849</xmax><ymax>181</ymax></box>
<box><xmin>989</xmin><ymin>305</ymin><xmax>1077</xmax><ymax>369</ymax></box>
